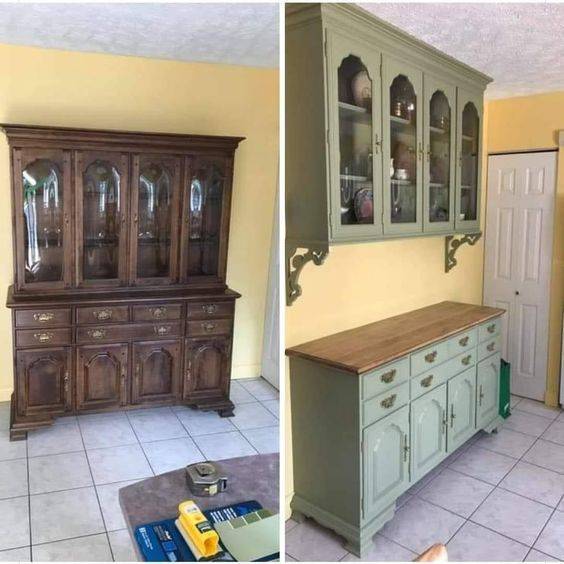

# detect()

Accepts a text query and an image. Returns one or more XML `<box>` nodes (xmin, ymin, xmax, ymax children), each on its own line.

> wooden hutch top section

<box><xmin>286</xmin><ymin>301</ymin><xmax>505</xmax><ymax>374</ymax></box>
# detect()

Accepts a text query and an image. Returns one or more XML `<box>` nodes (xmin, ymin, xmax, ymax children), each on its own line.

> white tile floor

<box><xmin>0</xmin><ymin>377</ymin><xmax>279</xmax><ymax>562</ymax></box>
<box><xmin>286</xmin><ymin>395</ymin><xmax>564</xmax><ymax>562</ymax></box>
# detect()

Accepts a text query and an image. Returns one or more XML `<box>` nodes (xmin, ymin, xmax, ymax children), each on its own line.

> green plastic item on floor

<box><xmin>499</xmin><ymin>359</ymin><xmax>511</xmax><ymax>419</ymax></box>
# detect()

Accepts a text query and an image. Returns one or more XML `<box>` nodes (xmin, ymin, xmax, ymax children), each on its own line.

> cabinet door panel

<box><xmin>447</xmin><ymin>366</ymin><xmax>476</xmax><ymax>452</ymax></box>
<box><xmin>16</xmin><ymin>348</ymin><xmax>72</xmax><ymax>417</ymax></box>
<box><xmin>477</xmin><ymin>353</ymin><xmax>500</xmax><ymax>429</ymax></box>
<box><xmin>75</xmin><ymin>151</ymin><xmax>129</xmax><ymax>287</ymax></box>
<box><xmin>382</xmin><ymin>57</ymin><xmax>424</xmax><ymax>235</ymax></box>
<box><xmin>13</xmin><ymin>148</ymin><xmax>73</xmax><ymax>291</ymax></box>
<box><xmin>363</xmin><ymin>406</ymin><xmax>410</xmax><ymax>518</ymax></box>
<box><xmin>77</xmin><ymin>344</ymin><xmax>128</xmax><ymax>410</ymax></box>
<box><xmin>130</xmin><ymin>155</ymin><xmax>182</xmax><ymax>285</ymax></box>
<box><xmin>411</xmin><ymin>384</ymin><xmax>447</xmax><ymax>482</ymax></box>
<box><xmin>326</xmin><ymin>30</ymin><xmax>383</xmax><ymax>241</ymax></box>
<box><xmin>184</xmin><ymin>337</ymin><xmax>231</xmax><ymax>400</ymax></box>
<box><xmin>132</xmin><ymin>340</ymin><xmax>182</xmax><ymax>404</ymax></box>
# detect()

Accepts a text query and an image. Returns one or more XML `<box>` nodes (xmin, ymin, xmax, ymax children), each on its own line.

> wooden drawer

<box><xmin>447</xmin><ymin>328</ymin><xmax>477</xmax><ymax>358</ymax></box>
<box><xmin>411</xmin><ymin>365</ymin><xmax>450</xmax><ymax>400</ymax></box>
<box><xmin>16</xmin><ymin>328</ymin><xmax>72</xmax><ymax>348</ymax></box>
<box><xmin>478</xmin><ymin>335</ymin><xmax>501</xmax><ymax>361</ymax></box>
<box><xmin>363</xmin><ymin>381</ymin><xmax>409</xmax><ymax>427</ymax></box>
<box><xmin>77</xmin><ymin>305</ymin><xmax>129</xmax><ymax>324</ymax></box>
<box><xmin>479</xmin><ymin>318</ymin><xmax>501</xmax><ymax>342</ymax></box>
<box><xmin>411</xmin><ymin>340</ymin><xmax>449</xmax><ymax>376</ymax></box>
<box><xmin>186</xmin><ymin>302</ymin><xmax>234</xmax><ymax>320</ymax></box>
<box><xmin>187</xmin><ymin>318</ymin><xmax>232</xmax><ymax>337</ymax></box>
<box><xmin>76</xmin><ymin>322</ymin><xmax>182</xmax><ymax>344</ymax></box>
<box><xmin>15</xmin><ymin>308</ymin><xmax>71</xmax><ymax>328</ymax></box>
<box><xmin>362</xmin><ymin>358</ymin><xmax>409</xmax><ymax>400</ymax></box>
<box><xmin>132</xmin><ymin>304</ymin><xmax>182</xmax><ymax>322</ymax></box>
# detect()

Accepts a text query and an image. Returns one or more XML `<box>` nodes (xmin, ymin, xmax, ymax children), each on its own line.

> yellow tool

<box><xmin>176</xmin><ymin>500</ymin><xmax>220</xmax><ymax>560</ymax></box>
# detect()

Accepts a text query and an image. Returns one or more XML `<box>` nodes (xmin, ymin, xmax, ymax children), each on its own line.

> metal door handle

<box><xmin>425</xmin><ymin>351</ymin><xmax>437</xmax><ymax>363</ymax></box>
<box><xmin>403</xmin><ymin>434</ymin><xmax>410</xmax><ymax>462</ymax></box>
<box><xmin>33</xmin><ymin>312</ymin><xmax>54</xmax><ymax>323</ymax></box>
<box><xmin>459</xmin><ymin>336</ymin><xmax>469</xmax><ymax>347</ymax></box>
<box><xmin>461</xmin><ymin>354</ymin><xmax>472</xmax><ymax>365</ymax></box>
<box><xmin>442</xmin><ymin>409</ymin><xmax>448</xmax><ymax>434</ymax></box>
<box><xmin>479</xmin><ymin>384</ymin><xmax>484</xmax><ymax>406</ymax></box>
<box><xmin>426</xmin><ymin>144</ymin><xmax>431</xmax><ymax>162</ymax></box>
<box><xmin>381</xmin><ymin>394</ymin><xmax>397</xmax><ymax>409</ymax></box>
<box><xmin>87</xmin><ymin>328</ymin><xmax>106</xmax><ymax>340</ymax></box>
<box><xmin>450</xmin><ymin>405</ymin><xmax>456</xmax><ymax>427</ymax></box>
<box><xmin>487</xmin><ymin>324</ymin><xmax>496</xmax><ymax>334</ymax></box>
<box><xmin>150</xmin><ymin>306</ymin><xmax>167</xmax><ymax>319</ymax></box>
<box><xmin>418</xmin><ymin>142</ymin><xmax>424</xmax><ymax>161</ymax></box>
<box><xmin>374</xmin><ymin>133</ymin><xmax>381</xmax><ymax>154</ymax></box>
<box><xmin>93</xmin><ymin>309</ymin><xmax>112</xmax><ymax>321</ymax></box>
<box><xmin>380</xmin><ymin>369</ymin><xmax>396</xmax><ymax>384</ymax></box>
<box><xmin>421</xmin><ymin>375</ymin><xmax>434</xmax><ymax>388</ymax></box>
<box><xmin>34</xmin><ymin>332</ymin><xmax>53</xmax><ymax>343</ymax></box>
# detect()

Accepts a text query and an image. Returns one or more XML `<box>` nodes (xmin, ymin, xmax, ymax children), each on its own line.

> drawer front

<box><xmin>411</xmin><ymin>340</ymin><xmax>449</xmax><ymax>376</ymax></box>
<box><xmin>77</xmin><ymin>322</ymin><xmax>182</xmax><ymax>344</ymax></box>
<box><xmin>16</xmin><ymin>328</ymin><xmax>72</xmax><ymax>348</ymax></box>
<box><xmin>136</xmin><ymin>322</ymin><xmax>183</xmax><ymax>340</ymax></box>
<box><xmin>363</xmin><ymin>381</ymin><xmax>410</xmax><ymax>427</ymax></box>
<box><xmin>187</xmin><ymin>318</ymin><xmax>232</xmax><ymax>337</ymax></box>
<box><xmin>478</xmin><ymin>335</ymin><xmax>501</xmax><ymax>362</ymax></box>
<box><xmin>362</xmin><ymin>358</ymin><xmax>409</xmax><ymax>400</ymax></box>
<box><xmin>479</xmin><ymin>318</ymin><xmax>501</xmax><ymax>342</ymax></box>
<box><xmin>447</xmin><ymin>328</ymin><xmax>478</xmax><ymax>358</ymax></box>
<box><xmin>77</xmin><ymin>306</ymin><xmax>129</xmax><ymax>325</ymax></box>
<box><xmin>410</xmin><ymin>364</ymin><xmax>450</xmax><ymax>400</ymax></box>
<box><xmin>132</xmin><ymin>304</ymin><xmax>183</xmax><ymax>322</ymax></box>
<box><xmin>15</xmin><ymin>308</ymin><xmax>71</xmax><ymax>328</ymax></box>
<box><xmin>186</xmin><ymin>302</ymin><xmax>234</xmax><ymax>320</ymax></box>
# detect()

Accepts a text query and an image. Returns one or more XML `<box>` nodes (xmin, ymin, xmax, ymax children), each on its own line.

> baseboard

<box><xmin>0</xmin><ymin>388</ymin><xmax>12</xmax><ymax>402</ymax></box>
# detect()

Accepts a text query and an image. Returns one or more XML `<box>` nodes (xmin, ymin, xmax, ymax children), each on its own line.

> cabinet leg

<box><xmin>344</xmin><ymin>536</ymin><xmax>372</xmax><ymax>558</ymax></box>
<box><xmin>10</xmin><ymin>429</ymin><xmax>27</xmax><ymax>441</ymax></box>
<box><xmin>219</xmin><ymin>408</ymin><xmax>234</xmax><ymax>418</ymax></box>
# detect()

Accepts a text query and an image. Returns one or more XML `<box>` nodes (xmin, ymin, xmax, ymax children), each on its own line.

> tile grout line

<box><xmin>523</xmin><ymin>492</ymin><xmax>564</xmax><ymax>561</ymax></box>
<box><xmin>168</xmin><ymin>408</ymin><xmax>209</xmax><ymax>464</ymax></box>
<box><xmin>123</xmin><ymin>410</ymin><xmax>159</xmax><ymax>478</ymax></box>
<box><xmin>26</xmin><ymin>433</ymin><xmax>32</xmax><ymax>562</ymax></box>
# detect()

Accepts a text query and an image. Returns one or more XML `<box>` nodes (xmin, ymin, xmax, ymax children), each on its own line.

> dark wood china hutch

<box><xmin>4</xmin><ymin>124</ymin><xmax>243</xmax><ymax>440</ymax></box>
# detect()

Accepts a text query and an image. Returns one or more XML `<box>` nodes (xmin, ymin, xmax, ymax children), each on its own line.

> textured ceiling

<box><xmin>0</xmin><ymin>3</ymin><xmax>278</xmax><ymax>68</ymax></box>
<box><xmin>359</xmin><ymin>3</ymin><xmax>564</xmax><ymax>99</ymax></box>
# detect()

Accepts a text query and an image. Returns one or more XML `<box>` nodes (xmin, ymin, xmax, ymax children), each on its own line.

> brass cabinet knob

<box><xmin>461</xmin><ymin>354</ymin><xmax>472</xmax><ymax>365</ymax></box>
<box><xmin>93</xmin><ymin>308</ymin><xmax>112</xmax><ymax>321</ymax></box>
<box><xmin>421</xmin><ymin>375</ymin><xmax>434</xmax><ymax>388</ymax></box>
<box><xmin>34</xmin><ymin>332</ymin><xmax>53</xmax><ymax>343</ymax></box>
<box><xmin>202</xmin><ymin>304</ymin><xmax>218</xmax><ymax>315</ymax></box>
<box><xmin>380</xmin><ymin>394</ymin><xmax>397</xmax><ymax>409</ymax></box>
<box><xmin>459</xmin><ymin>336</ymin><xmax>469</xmax><ymax>347</ymax></box>
<box><xmin>154</xmin><ymin>325</ymin><xmax>171</xmax><ymax>336</ymax></box>
<box><xmin>380</xmin><ymin>369</ymin><xmax>396</xmax><ymax>384</ymax></box>
<box><xmin>150</xmin><ymin>306</ymin><xmax>167</xmax><ymax>319</ymax></box>
<box><xmin>33</xmin><ymin>312</ymin><xmax>55</xmax><ymax>323</ymax></box>
<box><xmin>87</xmin><ymin>328</ymin><xmax>106</xmax><ymax>340</ymax></box>
<box><xmin>202</xmin><ymin>322</ymin><xmax>216</xmax><ymax>333</ymax></box>
<box><xmin>487</xmin><ymin>323</ymin><xmax>496</xmax><ymax>334</ymax></box>
<box><xmin>425</xmin><ymin>351</ymin><xmax>438</xmax><ymax>363</ymax></box>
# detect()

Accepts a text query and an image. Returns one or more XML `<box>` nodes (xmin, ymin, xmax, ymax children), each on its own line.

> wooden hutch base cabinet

<box><xmin>4</xmin><ymin>124</ymin><xmax>244</xmax><ymax>440</ymax></box>
<box><xmin>287</xmin><ymin>302</ymin><xmax>505</xmax><ymax>558</ymax></box>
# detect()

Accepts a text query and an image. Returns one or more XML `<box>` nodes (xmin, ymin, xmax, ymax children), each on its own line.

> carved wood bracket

<box><xmin>445</xmin><ymin>233</ymin><xmax>482</xmax><ymax>272</ymax></box>
<box><xmin>286</xmin><ymin>243</ymin><xmax>329</xmax><ymax>305</ymax></box>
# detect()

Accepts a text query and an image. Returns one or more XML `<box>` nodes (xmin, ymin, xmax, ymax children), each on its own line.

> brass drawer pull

<box><xmin>34</xmin><ymin>332</ymin><xmax>53</xmax><ymax>343</ymax></box>
<box><xmin>202</xmin><ymin>322</ymin><xmax>216</xmax><ymax>333</ymax></box>
<box><xmin>425</xmin><ymin>351</ymin><xmax>437</xmax><ymax>363</ymax></box>
<box><xmin>459</xmin><ymin>336</ymin><xmax>469</xmax><ymax>347</ymax></box>
<box><xmin>87</xmin><ymin>328</ymin><xmax>106</xmax><ymax>340</ymax></box>
<box><xmin>150</xmin><ymin>306</ymin><xmax>167</xmax><ymax>319</ymax></box>
<box><xmin>461</xmin><ymin>354</ymin><xmax>472</xmax><ymax>365</ymax></box>
<box><xmin>421</xmin><ymin>375</ymin><xmax>434</xmax><ymax>388</ymax></box>
<box><xmin>93</xmin><ymin>309</ymin><xmax>112</xmax><ymax>321</ymax></box>
<box><xmin>487</xmin><ymin>342</ymin><xmax>496</xmax><ymax>352</ymax></box>
<box><xmin>33</xmin><ymin>312</ymin><xmax>54</xmax><ymax>323</ymax></box>
<box><xmin>63</xmin><ymin>371</ymin><xmax>70</xmax><ymax>393</ymax></box>
<box><xmin>487</xmin><ymin>323</ymin><xmax>496</xmax><ymax>334</ymax></box>
<box><xmin>381</xmin><ymin>394</ymin><xmax>397</xmax><ymax>409</ymax></box>
<box><xmin>202</xmin><ymin>304</ymin><xmax>218</xmax><ymax>315</ymax></box>
<box><xmin>154</xmin><ymin>325</ymin><xmax>171</xmax><ymax>336</ymax></box>
<box><xmin>380</xmin><ymin>369</ymin><xmax>396</xmax><ymax>384</ymax></box>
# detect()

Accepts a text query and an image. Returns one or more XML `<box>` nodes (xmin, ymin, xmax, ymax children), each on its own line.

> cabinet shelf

<box><xmin>390</xmin><ymin>115</ymin><xmax>413</xmax><ymax>126</ymax></box>
<box><xmin>430</xmin><ymin>125</ymin><xmax>448</xmax><ymax>135</ymax></box>
<box><xmin>462</xmin><ymin>134</ymin><xmax>475</xmax><ymax>142</ymax></box>
<box><xmin>390</xmin><ymin>179</ymin><xmax>414</xmax><ymax>186</ymax></box>
<box><xmin>341</xmin><ymin>174</ymin><xmax>369</xmax><ymax>182</ymax></box>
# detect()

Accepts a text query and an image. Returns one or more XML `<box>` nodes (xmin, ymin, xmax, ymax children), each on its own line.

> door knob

<box><xmin>515</xmin><ymin>291</ymin><xmax>520</xmax><ymax>295</ymax></box>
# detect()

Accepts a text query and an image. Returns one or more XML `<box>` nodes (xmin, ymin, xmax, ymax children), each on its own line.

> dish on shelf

<box><xmin>351</xmin><ymin>70</ymin><xmax>371</xmax><ymax>110</ymax></box>
<box><xmin>354</xmin><ymin>186</ymin><xmax>373</xmax><ymax>223</ymax></box>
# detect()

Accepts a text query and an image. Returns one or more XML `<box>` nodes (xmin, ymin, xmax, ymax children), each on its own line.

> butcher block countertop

<box><xmin>286</xmin><ymin>301</ymin><xmax>504</xmax><ymax>375</ymax></box>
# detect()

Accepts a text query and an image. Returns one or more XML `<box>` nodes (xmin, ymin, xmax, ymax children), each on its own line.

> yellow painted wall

<box><xmin>284</xmin><ymin>107</ymin><xmax>491</xmax><ymax>515</ymax></box>
<box><xmin>0</xmin><ymin>43</ymin><xmax>279</xmax><ymax>400</ymax></box>
<box><xmin>486</xmin><ymin>91</ymin><xmax>564</xmax><ymax>407</ymax></box>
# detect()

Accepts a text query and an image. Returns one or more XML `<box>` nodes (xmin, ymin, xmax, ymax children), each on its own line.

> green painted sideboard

<box><xmin>286</xmin><ymin>302</ymin><xmax>504</xmax><ymax>557</ymax></box>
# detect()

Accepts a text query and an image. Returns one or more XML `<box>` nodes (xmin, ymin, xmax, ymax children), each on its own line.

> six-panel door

<box><xmin>363</xmin><ymin>405</ymin><xmax>410</xmax><ymax>518</ymax></box>
<box><xmin>131</xmin><ymin>340</ymin><xmax>182</xmax><ymax>404</ymax></box>
<box><xmin>447</xmin><ymin>366</ymin><xmax>476</xmax><ymax>452</ymax></box>
<box><xmin>16</xmin><ymin>348</ymin><xmax>72</xmax><ymax>417</ymax></box>
<box><xmin>477</xmin><ymin>353</ymin><xmax>501</xmax><ymax>429</ymax></box>
<box><xmin>76</xmin><ymin>344</ymin><xmax>128</xmax><ymax>410</ymax></box>
<box><xmin>410</xmin><ymin>384</ymin><xmax>447</xmax><ymax>482</ymax></box>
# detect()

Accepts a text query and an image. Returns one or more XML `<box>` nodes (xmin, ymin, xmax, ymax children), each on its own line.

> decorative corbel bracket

<box><xmin>445</xmin><ymin>233</ymin><xmax>482</xmax><ymax>272</ymax></box>
<box><xmin>286</xmin><ymin>243</ymin><xmax>329</xmax><ymax>305</ymax></box>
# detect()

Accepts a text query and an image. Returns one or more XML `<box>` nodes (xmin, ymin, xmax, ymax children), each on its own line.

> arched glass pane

<box><xmin>83</xmin><ymin>160</ymin><xmax>121</xmax><ymax>280</ymax></box>
<box><xmin>429</xmin><ymin>91</ymin><xmax>451</xmax><ymax>223</ymax></box>
<box><xmin>22</xmin><ymin>159</ymin><xmax>63</xmax><ymax>283</ymax></box>
<box><xmin>460</xmin><ymin>103</ymin><xmax>479</xmax><ymax>221</ymax></box>
<box><xmin>137</xmin><ymin>163</ymin><xmax>172</xmax><ymax>278</ymax></box>
<box><xmin>338</xmin><ymin>55</ymin><xmax>373</xmax><ymax>225</ymax></box>
<box><xmin>390</xmin><ymin>75</ymin><xmax>417</xmax><ymax>223</ymax></box>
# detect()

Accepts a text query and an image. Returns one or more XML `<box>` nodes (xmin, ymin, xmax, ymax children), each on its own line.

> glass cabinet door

<box><xmin>382</xmin><ymin>58</ymin><xmax>423</xmax><ymax>234</ymax></box>
<box><xmin>328</xmin><ymin>32</ymin><xmax>382</xmax><ymax>241</ymax></box>
<box><xmin>131</xmin><ymin>155</ymin><xmax>181</xmax><ymax>285</ymax></box>
<box><xmin>180</xmin><ymin>156</ymin><xmax>230</xmax><ymax>282</ymax></box>
<box><xmin>456</xmin><ymin>90</ymin><xmax>482</xmax><ymax>230</ymax></box>
<box><xmin>423</xmin><ymin>81</ymin><xmax>456</xmax><ymax>232</ymax></box>
<box><xmin>76</xmin><ymin>152</ymin><xmax>129</xmax><ymax>286</ymax></box>
<box><xmin>15</xmin><ymin>149</ymin><xmax>72</xmax><ymax>289</ymax></box>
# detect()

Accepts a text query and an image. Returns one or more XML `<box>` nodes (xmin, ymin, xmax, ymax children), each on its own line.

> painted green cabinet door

<box><xmin>410</xmin><ymin>384</ymin><xmax>447</xmax><ymax>482</ymax></box>
<box><xmin>447</xmin><ymin>367</ymin><xmax>476</xmax><ymax>452</ymax></box>
<box><xmin>363</xmin><ymin>405</ymin><xmax>409</xmax><ymax>518</ymax></box>
<box><xmin>477</xmin><ymin>353</ymin><xmax>500</xmax><ymax>428</ymax></box>
<box><xmin>382</xmin><ymin>56</ymin><xmax>423</xmax><ymax>236</ymax></box>
<box><xmin>326</xmin><ymin>30</ymin><xmax>383</xmax><ymax>242</ymax></box>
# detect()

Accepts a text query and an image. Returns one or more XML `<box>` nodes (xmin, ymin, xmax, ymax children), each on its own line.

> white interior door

<box><xmin>484</xmin><ymin>152</ymin><xmax>556</xmax><ymax>401</ymax></box>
